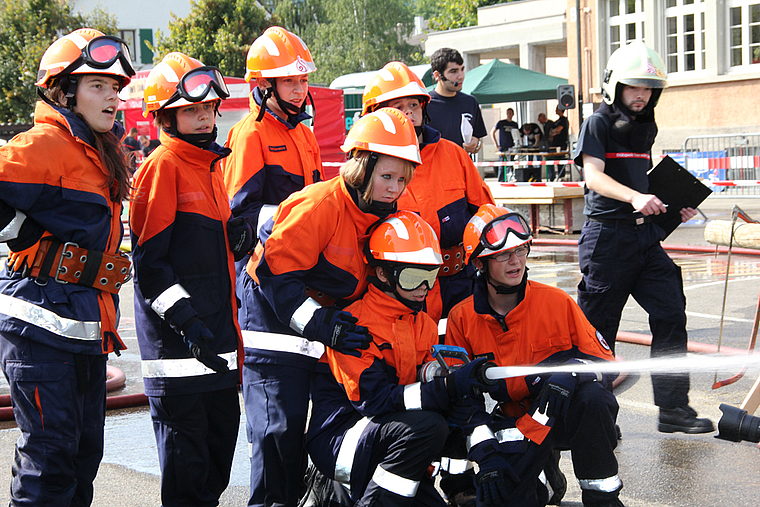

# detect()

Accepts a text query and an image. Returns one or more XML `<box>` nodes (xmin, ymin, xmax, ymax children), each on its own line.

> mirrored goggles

<box><xmin>395</xmin><ymin>266</ymin><xmax>439</xmax><ymax>291</ymax></box>
<box><xmin>81</xmin><ymin>35</ymin><xmax>135</xmax><ymax>76</ymax></box>
<box><xmin>165</xmin><ymin>66</ymin><xmax>230</xmax><ymax>108</ymax></box>
<box><xmin>481</xmin><ymin>212</ymin><xmax>532</xmax><ymax>251</ymax></box>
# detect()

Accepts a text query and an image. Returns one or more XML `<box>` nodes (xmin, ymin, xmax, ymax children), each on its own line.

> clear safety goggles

<box><xmin>473</xmin><ymin>212</ymin><xmax>532</xmax><ymax>259</ymax></box>
<box><xmin>164</xmin><ymin>66</ymin><xmax>230</xmax><ymax>108</ymax></box>
<box><xmin>80</xmin><ymin>35</ymin><xmax>135</xmax><ymax>76</ymax></box>
<box><xmin>395</xmin><ymin>266</ymin><xmax>440</xmax><ymax>291</ymax></box>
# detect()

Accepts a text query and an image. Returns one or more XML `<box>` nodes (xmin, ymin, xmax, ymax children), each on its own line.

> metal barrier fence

<box><xmin>681</xmin><ymin>133</ymin><xmax>760</xmax><ymax>196</ymax></box>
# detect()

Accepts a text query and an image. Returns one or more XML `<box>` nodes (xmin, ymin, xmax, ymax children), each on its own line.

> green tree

<box><xmin>420</xmin><ymin>0</ymin><xmax>506</xmax><ymax>31</ymax></box>
<box><xmin>309</xmin><ymin>0</ymin><xmax>424</xmax><ymax>86</ymax></box>
<box><xmin>0</xmin><ymin>0</ymin><xmax>117</xmax><ymax>123</ymax></box>
<box><xmin>153</xmin><ymin>0</ymin><xmax>270</xmax><ymax>78</ymax></box>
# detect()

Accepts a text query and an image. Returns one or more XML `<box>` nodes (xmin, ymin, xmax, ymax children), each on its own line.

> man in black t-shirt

<box><xmin>574</xmin><ymin>41</ymin><xmax>713</xmax><ymax>436</ymax></box>
<box><xmin>491</xmin><ymin>107</ymin><xmax>519</xmax><ymax>152</ymax></box>
<box><xmin>428</xmin><ymin>48</ymin><xmax>487</xmax><ymax>157</ymax></box>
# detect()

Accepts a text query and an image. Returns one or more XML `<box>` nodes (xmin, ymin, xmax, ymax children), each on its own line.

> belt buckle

<box><xmin>55</xmin><ymin>242</ymin><xmax>79</xmax><ymax>285</ymax></box>
<box><xmin>635</xmin><ymin>217</ymin><xmax>645</xmax><ymax>226</ymax></box>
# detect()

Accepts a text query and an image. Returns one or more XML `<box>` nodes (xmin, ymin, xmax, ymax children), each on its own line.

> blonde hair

<box><xmin>340</xmin><ymin>151</ymin><xmax>415</xmax><ymax>203</ymax></box>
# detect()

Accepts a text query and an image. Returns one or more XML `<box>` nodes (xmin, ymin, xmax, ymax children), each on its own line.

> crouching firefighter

<box><xmin>305</xmin><ymin>210</ymin><xmax>495</xmax><ymax>507</ymax></box>
<box><xmin>445</xmin><ymin>205</ymin><xmax>625</xmax><ymax>507</ymax></box>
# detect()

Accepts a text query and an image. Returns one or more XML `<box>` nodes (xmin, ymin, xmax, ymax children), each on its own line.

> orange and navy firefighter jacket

<box><xmin>0</xmin><ymin>101</ymin><xmax>126</xmax><ymax>356</ymax></box>
<box><xmin>243</xmin><ymin>177</ymin><xmax>383</xmax><ymax>364</ymax></box>
<box><xmin>130</xmin><ymin>131</ymin><xmax>242</xmax><ymax>396</ymax></box>
<box><xmin>307</xmin><ymin>284</ymin><xmax>444</xmax><ymax>459</ymax></box>
<box><xmin>446</xmin><ymin>277</ymin><xmax>615</xmax><ymax>443</ymax></box>
<box><xmin>397</xmin><ymin>125</ymin><xmax>494</xmax><ymax>321</ymax></box>
<box><xmin>223</xmin><ymin>88</ymin><xmax>323</xmax><ymax>249</ymax></box>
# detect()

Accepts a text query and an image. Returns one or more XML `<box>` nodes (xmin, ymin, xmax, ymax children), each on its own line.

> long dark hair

<box><xmin>46</xmin><ymin>77</ymin><xmax>132</xmax><ymax>203</ymax></box>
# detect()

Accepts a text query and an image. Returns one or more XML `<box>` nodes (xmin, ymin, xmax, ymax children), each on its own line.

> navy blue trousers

<box><xmin>149</xmin><ymin>387</ymin><xmax>240</xmax><ymax>507</ymax></box>
<box><xmin>0</xmin><ymin>333</ymin><xmax>106</xmax><ymax>507</ymax></box>
<box><xmin>577</xmin><ymin>220</ymin><xmax>690</xmax><ymax>408</ymax></box>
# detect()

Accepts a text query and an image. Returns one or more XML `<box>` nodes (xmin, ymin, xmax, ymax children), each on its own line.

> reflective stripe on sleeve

<box><xmin>403</xmin><ymin>383</ymin><xmax>422</xmax><ymax>410</ymax></box>
<box><xmin>0</xmin><ymin>209</ymin><xmax>26</xmax><ymax>242</ymax></box>
<box><xmin>141</xmin><ymin>351</ymin><xmax>237</xmax><ymax>378</ymax></box>
<box><xmin>495</xmin><ymin>428</ymin><xmax>525</xmax><ymax>443</ymax></box>
<box><xmin>241</xmin><ymin>330</ymin><xmax>325</xmax><ymax>359</ymax></box>
<box><xmin>466</xmin><ymin>425</ymin><xmax>497</xmax><ymax>451</ymax></box>
<box><xmin>439</xmin><ymin>457</ymin><xmax>474</xmax><ymax>475</ymax></box>
<box><xmin>290</xmin><ymin>297</ymin><xmax>321</xmax><ymax>335</ymax></box>
<box><xmin>334</xmin><ymin>416</ymin><xmax>373</xmax><ymax>485</ymax></box>
<box><xmin>150</xmin><ymin>284</ymin><xmax>190</xmax><ymax>318</ymax></box>
<box><xmin>372</xmin><ymin>465</ymin><xmax>419</xmax><ymax>498</ymax></box>
<box><xmin>0</xmin><ymin>294</ymin><xmax>101</xmax><ymax>341</ymax></box>
<box><xmin>578</xmin><ymin>475</ymin><xmax>622</xmax><ymax>493</ymax></box>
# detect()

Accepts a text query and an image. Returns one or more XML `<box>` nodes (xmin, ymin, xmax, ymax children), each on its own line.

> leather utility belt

<box><xmin>439</xmin><ymin>245</ymin><xmax>465</xmax><ymax>277</ymax></box>
<box><xmin>30</xmin><ymin>239</ymin><xmax>131</xmax><ymax>294</ymax></box>
<box><xmin>587</xmin><ymin>215</ymin><xmax>651</xmax><ymax>227</ymax></box>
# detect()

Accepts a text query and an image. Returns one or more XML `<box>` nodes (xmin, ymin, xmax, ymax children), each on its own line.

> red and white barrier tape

<box><xmin>322</xmin><ymin>159</ymin><xmax>574</xmax><ymax>167</ymax></box>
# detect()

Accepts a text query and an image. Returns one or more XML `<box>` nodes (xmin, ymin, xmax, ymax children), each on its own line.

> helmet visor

<box><xmin>481</xmin><ymin>212</ymin><xmax>532</xmax><ymax>251</ymax></box>
<box><xmin>179</xmin><ymin>66</ymin><xmax>230</xmax><ymax>100</ymax></box>
<box><xmin>82</xmin><ymin>36</ymin><xmax>136</xmax><ymax>76</ymax></box>
<box><xmin>618</xmin><ymin>77</ymin><xmax>666</xmax><ymax>89</ymax></box>
<box><xmin>397</xmin><ymin>266</ymin><xmax>439</xmax><ymax>291</ymax></box>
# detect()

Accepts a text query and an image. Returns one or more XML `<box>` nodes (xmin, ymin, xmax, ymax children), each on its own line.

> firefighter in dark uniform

<box><xmin>573</xmin><ymin>40</ymin><xmax>713</xmax><ymax>434</ymax></box>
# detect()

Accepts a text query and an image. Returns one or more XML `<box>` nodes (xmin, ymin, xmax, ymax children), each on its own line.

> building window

<box><xmin>608</xmin><ymin>0</ymin><xmax>645</xmax><ymax>54</ymax></box>
<box><xmin>664</xmin><ymin>0</ymin><xmax>706</xmax><ymax>73</ymax></box>
<box><xmin>119</xmin><ymin>30</ymin><xmax>137</xmax><ymax>63</ymax></box>
<box><xmin>728</xmin><ymin>1</ymin><xmax>760</xmax><ymax>67</ymax></box>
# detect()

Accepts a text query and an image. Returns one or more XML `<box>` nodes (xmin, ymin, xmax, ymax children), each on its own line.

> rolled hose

<box><xmin>0</xmin><ymin>365</ymin><xmax>148</xmax><ymax>421</ymax></box>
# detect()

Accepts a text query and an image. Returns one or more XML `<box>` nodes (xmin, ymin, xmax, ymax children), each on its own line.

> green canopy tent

<box><xmin>424</xmin><ymin>58</ymin><xmax>568</xmax><ymax>104</ymax></box>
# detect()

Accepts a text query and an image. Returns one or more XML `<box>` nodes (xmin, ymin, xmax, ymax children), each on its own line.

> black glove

<box><xmin>164</xmin><ymin>297</ymin><xmax>228</xmax><ymax>373</ymax></box>
<box><xmin>535</xmin><ymin>372</ymin><xmax>577</xmax><ymax>418</ymax></box>
<box><xmin>180</xmin><ymin>317</ymin><xmax>229</xmax><ymax>373</ymax></box>
<box><xmin>486</xmin><ymin>379</ymin><xmax>510</xmax><ymax>404</ymax></box>
<box><xmin>469</xmin><ymin>441</ymin><xmax>520</xmax><ymax>507</ymax></box>
<box><xmin>303</xmin><ymin>306</ymin><xmax>372</xmax><ymax>357</ymax></box>
<box><xmin>447</xmin><ymin>395</ymin><xmax>476</xmax><ymax>427</ymax></box>
<box><xmin>448</xmin><ymin>357</ymin><xmax>490</xmax><ymax>399</ymax></box>
<box><xmin>227</xmin><ymin>217</ymin><xmax>254</xmax><ymax>261</ymax></box>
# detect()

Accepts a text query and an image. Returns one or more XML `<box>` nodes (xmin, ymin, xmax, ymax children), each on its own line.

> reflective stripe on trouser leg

<box><xmin>578</xmin><ymin>475</ymin><xmax>622</xmax><ymax>493</ymax></box>
<box><xmin>372</xmin><ymin>465</ymin><xmax>419</xmax><ymax>498</ymax></box>
<box><xmin>334</xmin><ymin>416</ymin><xmax>373</xmax><ymax>486</ymax></box>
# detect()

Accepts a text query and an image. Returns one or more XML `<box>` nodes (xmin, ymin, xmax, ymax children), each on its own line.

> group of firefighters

<box><xmin>0</xmin><ymin>21</ymin><xmax>715</xmax><ymax>507</ymax></box>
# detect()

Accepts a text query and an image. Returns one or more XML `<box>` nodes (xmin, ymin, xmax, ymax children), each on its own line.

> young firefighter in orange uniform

<box><xmin>240</xmin><ymin>108</ymin><xmax>421</xmax><ymax>507</ymax></box>
<box><xmin>362</xmin><ymin>61</ymin><xmax>494</xmax><ymax>321</ymax></box>
<box><xmin>445</xmin><ymin>205</ymin><xmax>623</xmax><ymax>507</ymax></box>
<box><xmin>223</xmin><ymin>26</ymin><xmax>323</xmax><ymax>275</ymax></box>
<box><xmin>307</xmin><ymin>210</ymin><xmax>493</xmax><ymax>507</ymax></box>
<box><xmin>130</xmin><ymin>52</ymin><xmax>250</xmax><ymax>507</ymax></box>
<box><xmin>0</xmin><ymin>28</ymin><xmax>134</xmax><ymax>506</ymax></box>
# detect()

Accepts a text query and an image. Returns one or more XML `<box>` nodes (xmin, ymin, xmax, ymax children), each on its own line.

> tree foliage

<box><xmin>0</xmin><ymin>0</ymin><xmax>117</xmax><ymax>123</ymax></box>
<box><xmin>420</xmin><ymin>0</ymin><xmax>506</xmax><ymax>32</ymax></box>
<box><xmin>152</xmin><ymin>0</ymin><xmax>270</xmax><ymax>78</ymax></box>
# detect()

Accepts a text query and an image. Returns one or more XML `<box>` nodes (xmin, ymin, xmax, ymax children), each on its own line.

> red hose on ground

<box><xmin>0</xmin><ymin>365</ymin><xmax>148</xmax><ymax>422</ymax></box>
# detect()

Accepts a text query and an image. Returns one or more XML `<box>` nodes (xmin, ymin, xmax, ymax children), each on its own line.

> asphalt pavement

<box><xmin>0</xmin><ymin>193</ymin><xmax>758</xmax><ymax>506</ymax></box>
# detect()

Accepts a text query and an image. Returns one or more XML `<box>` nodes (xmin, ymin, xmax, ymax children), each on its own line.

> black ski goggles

<box><xmin>80</xmin><ymin>35</ymin><xmax>136</xmax><ymax>76</ymax></box>
<box><xmin>164</xmin><ymin>66</ymin><xmax>230</xmax><ymax>109</ymax></box>
<box><xmin>472</xmin><ymin>212</ymin><xmax>532</xmax><ymax>259</ymax></box>
<box><xmin>393</xmin><ymin>265</ymin><xmax>439</xmax><ymax>291</ymax></box>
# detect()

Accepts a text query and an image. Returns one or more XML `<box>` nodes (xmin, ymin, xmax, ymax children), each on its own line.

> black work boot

<box><xmin>544</xmin><ymin>450</ymin><xmax>567</xmax><ymax>505</ymax></box>
<box><xmin>658</xmin><ymin>405</ymin><xmax>715</xmax><ymax>434</ymax></box>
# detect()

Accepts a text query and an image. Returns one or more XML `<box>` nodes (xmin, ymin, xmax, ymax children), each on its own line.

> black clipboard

<box><xmin>647</xmin><ymin>155</ymin><xmax>712</xmax><ymax>238</ymax></box>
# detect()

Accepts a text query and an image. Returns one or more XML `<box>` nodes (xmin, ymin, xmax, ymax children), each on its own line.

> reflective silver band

<box><xmin>440</xmin><ymin>458</ymin><xmax>473</xmax><ymax>475</ymax></box>
<box><xmin>578</xmin><ymin>475</ymin><xmax>622</xmax><ymax>493</ymax></box>
<box><xmin>437</xmin><ymin>318</ymin><xmax>447</xmax><ymax>336</ymax></box>
<box><xmin>372</xmin><ymin>465</ymin><xmax>419</xmax><ymax>498</ymax></box>
<box><xmin>0</xmin><ymin>294</ymin><xmax>101</xmax><ymax>341</ymax></box>
<box><xmin>466</xmin><ymin>425</ymin><xmax>497</xmax><ymax>451</ymax></box>
<box><xmin>141</xmin><ymin>351</ymin><xmax>238</xmax><ymax>378</ymax></box>
<box><xmin>403</xmin><ymin>383</ymin><xmax>422</xmax><ymax>410</ymax></box>
<box><xmin>532</xmin><ymin>409</ymin><xmax>550</xmax><ymax>426</ymax></box>
<box><xmin>495</xmin><ymin>427</ymin><xmax>525</xmax><ymax>443</ymax></box>
<box><xmin>290</xmin><ymin>297</ymin><xmax>321</xmax><ymax>335</ymax></box>
<box><xmin>335</xmin><ymin>416</ymin><xmax>373</xmax><ymax>485</ymax></box>
<box><xmin>150</xmin><ymin>284</ymin><xmax>190</xmax><ymax>318</ymax></box>
<box><xmin>0</xmin><ymin>209</ymin><xmax>25</xmax><ymax>242</ymax></box>
<box><xmin>241</xmin><ymin>330</ymin><xmax>325</xmax><ymax>359</ymax></box>
<box><xmin>256</xmin><ymin>204</ymin><xmax>278</xmax><ymax>236</ymax></box>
